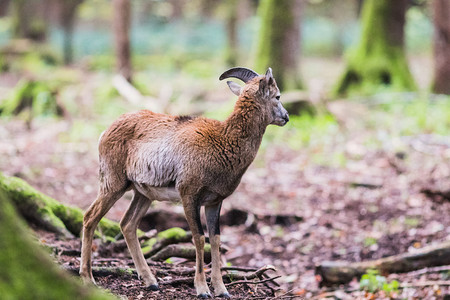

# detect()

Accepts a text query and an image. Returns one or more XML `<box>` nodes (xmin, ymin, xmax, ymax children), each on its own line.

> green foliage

<box><xmin>359</xmin><ymin>269</ymin><xmax>399</xmax><ymax>294</ymax></box>
<box><xmin>0</xmin><ymin>79</ymin><xmax>58</xmax><ymax>117</ymax></box>
<box><xmin>363</xmin><ymin>237</ymin><xmax>378</xmax><ymax>247</ymax></box>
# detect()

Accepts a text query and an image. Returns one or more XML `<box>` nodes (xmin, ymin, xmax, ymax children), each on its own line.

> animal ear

<box><xmin>226</xmin><ymin>81</ymin><xmax>242</xmax><ymax>96</ymax></box>
<box><xmin>265</xmin><ymin>67</ymin><xmax>274</xmax><ymax>85</ymax></box>
<box><xmin>258</xmin><ymin>78</ymin><xmax>270</xmax><ymax>97</ymax></box>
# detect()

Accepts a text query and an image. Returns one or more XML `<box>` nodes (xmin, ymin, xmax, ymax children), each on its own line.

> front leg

<box><xmin>205</xmin><ymin>202</ymin><xmax>229</xmax><ymax>298</ymax></box>
<box><xmin>182</xmin><ymin>197</ymin><xmax>211</xmax><ymax>298</ymax></box>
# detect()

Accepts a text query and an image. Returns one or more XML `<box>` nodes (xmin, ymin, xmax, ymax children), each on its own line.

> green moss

<box><xmin>0</xmin><ymin>188</ymin><xmax>115</xmax><ymax>300</ymax></box>
<box><xmin>157</xmin><ymin>227</ymin><xmax>187</xmax><ymax>240</ymax></box>
<box><xmin>0</xmin><ymin>79</ymin><xmax>59</xmax><ymax>117</ymax></box>
<box><xmin>334</xmin><ymin>0</ymin><xmax>416</xmax><ymax>96</ymax></box>
<box><xmin>141</xmin><ymin>227</ymin><xmax>189</xmax><ymax>256</ymax></box>
<box><xmin>0</xmin><ymin>172</ymin><xmax>120</xmax><ymax>238</ymax></box>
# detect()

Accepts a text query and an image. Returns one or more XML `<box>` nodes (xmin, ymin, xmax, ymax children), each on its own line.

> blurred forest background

<box><xmin>0</xmin><ymin>0</ymin><xmax>449</xmax><ymax>299</ymax></box>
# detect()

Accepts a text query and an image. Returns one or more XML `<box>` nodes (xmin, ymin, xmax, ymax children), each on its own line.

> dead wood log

<box><xmin>421</xmin><ymin>187</ymin><xmax>450</xmax><ymax>202</ymax></box>
<box><xmin>0</xmin><ymin>172</ymin><xmax>121</xmax><ymax>239</ymax></box>
<box><xmin>142</xmin><ymin>227</ymin><xmax>193</xmax><ymax>258</ymax></box>
<box><xmin>149</xmin><ymin>243</ymin><xmax>227</xmax><ymax>263</ymax></box>
<box><xmin>316</xmin><ymin>240</ymin><xmax>450</xmax><ymax>285</ymax></box>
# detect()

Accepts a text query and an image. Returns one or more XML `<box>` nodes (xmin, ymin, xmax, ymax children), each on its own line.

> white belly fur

<box><xmin>134</xmin><ymin>183</ymin><xmax>181</xmax><ymax>202</ymax></box>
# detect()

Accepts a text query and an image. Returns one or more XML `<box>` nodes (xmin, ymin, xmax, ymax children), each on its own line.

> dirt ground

<box><xmin>1</xmin><ymin>111</ymin><xmax>449</xmax><ymax>299</ymax></box>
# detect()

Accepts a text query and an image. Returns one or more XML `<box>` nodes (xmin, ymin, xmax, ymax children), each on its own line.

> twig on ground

<box><xmin>221</xmin><ymin>266</ymin><xmax>258</xmax><ymax>272</ymax></box>
<box><xmin>225</xmin><ymin>275</ymin><xmax>282</xmax><ymax>286</ymax></box>
<box><xmin>397</xmin><ymin>265</ymin><xmax>450</xmax><ymax>278</ymax></box>
<box><xmin>400</xmin><ymin>280</ymin><xmax>450</xmax><ymax>288</ymax></box>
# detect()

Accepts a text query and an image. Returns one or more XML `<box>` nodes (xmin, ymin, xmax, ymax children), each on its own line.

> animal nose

<box><xmin>283</xmin><ymin>114</ymin><xmax>289</xmax><ymax>123</ymax></box>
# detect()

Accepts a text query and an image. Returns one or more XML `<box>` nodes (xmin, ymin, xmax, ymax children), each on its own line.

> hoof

<box><xmin>147</xmin><ymin>284</ymin><xmax>159</xmax><ymax>291</ymax></box>
<box><xmin>218</xmin><ymin>292</ymin><xmax>231</xmax><ymax>298</ymax></box>
<box><xmin>197</xmin><ymin>292</ymin><xmax>212</xmax><ymax>298</ymax></box>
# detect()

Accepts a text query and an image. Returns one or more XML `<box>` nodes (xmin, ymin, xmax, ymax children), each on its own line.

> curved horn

<box><xmin>219</xmin><ymin>67</ymin><xmax>259</xmax><ymax>83</ymax></box>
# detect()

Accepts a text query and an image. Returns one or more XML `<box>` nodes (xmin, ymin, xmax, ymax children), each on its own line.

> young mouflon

<box><xmin>79</xmin><ymin>67</ymin><xmax>289</xmax><ymax>298</ymax></box>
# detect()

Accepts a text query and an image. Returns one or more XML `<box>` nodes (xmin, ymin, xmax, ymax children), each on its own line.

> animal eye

<box><xmin>275</xmin><ymin>95</ymin><xmax>280</xmax><ymax>100</ymax></box>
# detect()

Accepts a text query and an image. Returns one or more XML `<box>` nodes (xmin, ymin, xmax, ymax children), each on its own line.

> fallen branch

<box><xmin>112</xmin><ymin>74</ymin><xmax>162</xmax><ymax>113</ymax></box>
<box><xmin>421</xmin><ymin>187</ymin><xmax>450</xmax><ymax>202</ymax></box>
<box><xmin>160</xmin><ymin>265</ymin><xmax>277</xmax><ymax>287</ymax></box>
<box><xmin>149</xmin><ymin>243</ymin><xmax>227</xmax><ymax>262</ymax></box>
<box><xmin>316</xmin><ymin>240</ymin><xmax>450</xmax><ymax>285</ymax></box>
<box><xmin>399</xmin><ymin>265</ymin><xmax>450</xmax><ymax>278</ymax></box>
<box><xmin>400</xmin><ymin>280</ymin><xmax>450</xmax><ymax>288</ymax></box>
<box><xmin>225</xmin><ymin>275</ymin><xmax>281</xmax><ymax>286</ymax></box>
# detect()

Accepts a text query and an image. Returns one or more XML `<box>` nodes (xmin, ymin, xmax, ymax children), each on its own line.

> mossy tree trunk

<box><xmin>113</xmin><ymin>0</ymin><xmax>132</xmax><ymax>82</ymax></box>
<box><xmin>432</xmin><ymin>0</ymin><xmax>450</xmax><ymax>95</ymax></box>
<box><xmin>0</xmin><ymin>189</ymin><xmax>114</xmax><ymax>300</ymax></box>
<box><xmin>255</xmin><ymin>0</ymin><xmax>303</xmax><ymax>91</ymax></box>
<box><xmin>0</xmin><ymin>172</ymin><xmax>121</xmax><ymax>239</ymax></box>
<box><xmin>11</xmin><ymin>0</ymin><xmax>49</xmax><ymax>42</ymax></box>
<box><xmin>334</xmin><ymin>0</ymin><xmax>416</xmax><ymax>96</ymax></box>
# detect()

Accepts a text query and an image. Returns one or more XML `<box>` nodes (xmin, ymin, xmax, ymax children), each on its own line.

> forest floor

<box><xmin>1</xmin><ymin>110</ymin><xmax>449</xmax><ymax>299</ymax></box>
<box><xmin>1</xmin><ymin>53</ymin><xmax>449</xmax><ymax>299</ymax></box>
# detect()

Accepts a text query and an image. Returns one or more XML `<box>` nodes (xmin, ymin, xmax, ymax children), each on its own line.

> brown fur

<box><xmin>80</xmin><ymin>69</ymin><xmax>288</xmax><ymax>298</ymax></box>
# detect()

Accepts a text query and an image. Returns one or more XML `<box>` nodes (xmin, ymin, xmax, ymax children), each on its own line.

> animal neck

<box><xmin>223</xmin><ymin>96</ymin><xmax>267</xmax><ymax>154</ymax></box>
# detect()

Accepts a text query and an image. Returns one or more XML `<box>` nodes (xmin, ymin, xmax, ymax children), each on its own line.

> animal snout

<box><xmin>283</xmin><ymin>113</ymin><xmax>289</xmax><ymax>124</ymax></box>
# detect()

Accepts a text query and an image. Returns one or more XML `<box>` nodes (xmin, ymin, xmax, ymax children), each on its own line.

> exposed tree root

<box><xmin>142</xmin><ymin>228</ymin><xmax>193</xmax><ymax>258</ymax></box>
<box><xmin>0</xmin><ymin>172</ymin><xmax>120</xmax><ymax>239</ymax></box>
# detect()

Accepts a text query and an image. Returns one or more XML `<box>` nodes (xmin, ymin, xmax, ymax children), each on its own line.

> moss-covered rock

<box><xmin>0</xmin><ymin>188</ymin><xmax>115</xmax><ymax>300</ymax></box>
<box><xmin>0</xmin><ymin>172</ymin><xmax>120</xmax><ymax>239</ymax></box>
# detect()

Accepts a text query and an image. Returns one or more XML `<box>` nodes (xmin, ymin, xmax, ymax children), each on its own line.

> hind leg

<box><xmin>120</xmin><ymin>190</ymin><xmax>157</xmax><ymax>289</ymax></box>
<box><xmin>80</xmin><ymin>187</ymin><xmax>126</xmax><ymax>284</ymax></box>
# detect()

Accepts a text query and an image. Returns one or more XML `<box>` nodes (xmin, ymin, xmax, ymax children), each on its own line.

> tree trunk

<box><xmin>255</xmin><ymin>0</ymin><xmax>303</xmax><ymax>90</ymax></box>
<box><xmin>334</xmin><ymin>0</ymin><xmax>416</xmax><ymax>96</ymax></box>
<box><xmin>58</xmin><ymin>0</ymin><xmax>84</xmax><ymax>65</ymax></box>
<box><xmin>0</xmin><ymin>188</ymin><xmax>114</xmax><ymax>299</ymax></box>
<box><xmin>169</xmin><ymin>0</ymin><xmax>184</xmax><ymax>20</ymax></box>
<box><xmin>11</xmin><ymin>0</ymin><xmax>48</xmax><ymax>42</ymax></box>
<box><xmin>224</xmin><ymin>0</ymin><xmax>239</xmax><ymax>66</ymax></box>
<box><xmin>113</xmin><ymin>0</ymin><xmax>132</xmax><ymax>82</ymax></box>
<box><xmin>0</xmin><ymin>0</ymin><xmax>10</xmax><ymax>17</ymax></box>
<box><xmin>432</xmin><ymin>0</ymin><xmax>450</xmax><ymax>95</ymax></box>
<box><xmin>198</xmin><ymin>0</ymin><xmax>217</xmax><ymax>19</ymax></box>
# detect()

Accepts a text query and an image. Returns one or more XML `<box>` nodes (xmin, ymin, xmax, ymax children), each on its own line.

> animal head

<box><xmin>219</xmin><ymin>67</ymin><xmax>289</xmax><ymax>126</ymax></box>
